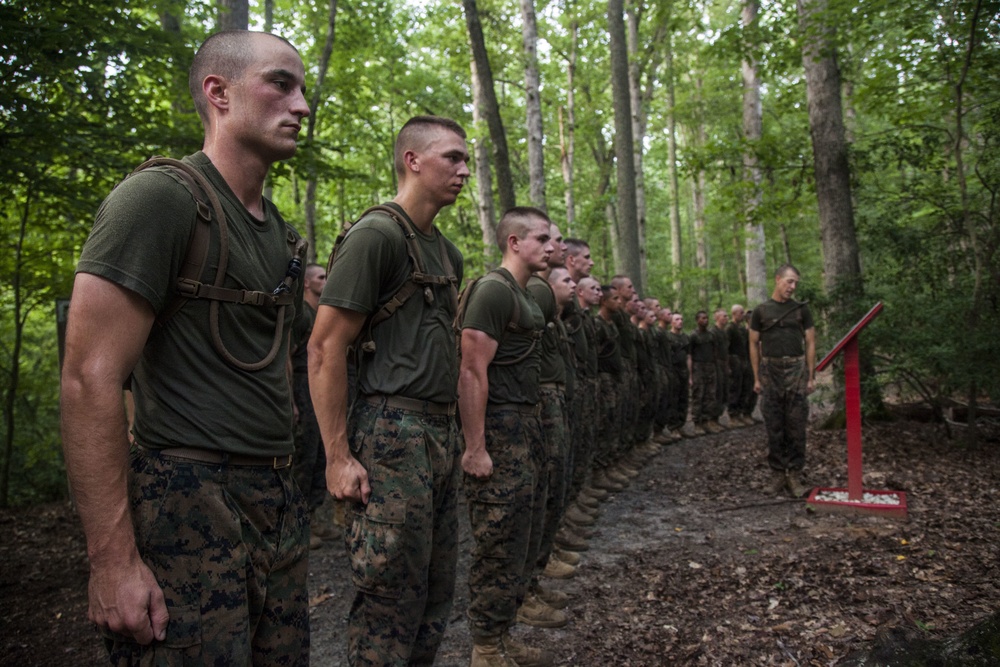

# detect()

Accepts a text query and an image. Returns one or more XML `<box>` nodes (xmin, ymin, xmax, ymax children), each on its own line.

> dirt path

<box><xmin>3</xmin><ymin>419</ymin><xmax>998</xmax><ymax>666</ymax></box>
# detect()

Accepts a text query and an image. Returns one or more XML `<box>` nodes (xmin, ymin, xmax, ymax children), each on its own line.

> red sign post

<box><xmin>807</xmin><ymin>302</ymin><xmax>907</xmax><ymax>519</ymax></box>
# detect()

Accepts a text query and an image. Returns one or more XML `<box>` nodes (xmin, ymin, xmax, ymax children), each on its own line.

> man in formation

<box><xmin>62</xmin><ymin>30</ymin><xmax>312</xmax><ymax>664</ymax></box>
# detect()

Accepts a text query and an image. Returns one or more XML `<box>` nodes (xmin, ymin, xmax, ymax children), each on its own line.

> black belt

<box><xmin>137</xmin><ymin>444</ymin><xmax>292</xmax><ymax>469</ymax></box>
<box><xmin>364</xmin><ymin>394</ymin><xmax>456</xmax><ymax>416</ymax></box>
<box><xmin>763</xmin><ymin>355</ymin><xmax>804</xmax><ymax>361</ymax></box>
<box><xmin>487</xmin><ymin>402</ymin><xmax>540</xmax><ymax>416</ymax></box>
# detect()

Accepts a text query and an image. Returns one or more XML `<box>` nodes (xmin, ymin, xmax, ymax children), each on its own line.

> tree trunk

<box><xmin>799</xmin><ymin>0</ymin><xmax>884</xmax><ymax>415</ymax></box>
<box><xmin>608</xmin><ymin>0</ymin><xmax>643</xmax><ymax>291</ymax></box>
<box><xmin>665</xmin><ymin>31</ymin><xmax>683</xmax><ymax>302</ymax></box>
<box><xmin>560</xmin><ymin>7</ymin><xmax>578</xmax><ymax>233</ymax></box>
<box><xmin>692</xmin><ymin>154</ymin><xmax>708</xmax><ymax>307</ymax></box>
<box><xmin>520</xmin><ymin>0</ymin><xmax>546</xmax><ymax>210</ymax></box>
<box><xmin>303</xmin><ymin>0</ymin><xmax>338</xmax><ymax>263</ymax></box>
<box><xmin>470</xmin><ymin>54</ymin><xmax>499</xmax><ymax>268</ymax></box>
<box><xmin>463</xmin><ymin>0</ymin><xmax>517</xmax><ymax>213</ymax></box>
<box><xmin>2</xmin><ymin>185</ymin><xmax>33</xmax><ymax>507</ymax></box>
<box><xmin>951</xmin><ymin>0</ymin><xmax>984</xmax><ymax>439</ymax></box>
<box><xmin>626</xmin><ymin>0</ymin><xmax>648</xmax><ymax>289</ymax></box>
<box><xmin>218</xmin><ymin>0</ymin><xmax>248</xmax><ymax>31</ymax></box>
<box><xmin>741</xmin><ymin>0</ymin><xmax>768</xmax><ymax>305</ymax></box>
<box><xmin>798</xmin><ymin>0</ymin><xmax>862</xmax><ymax>300</ymax></box>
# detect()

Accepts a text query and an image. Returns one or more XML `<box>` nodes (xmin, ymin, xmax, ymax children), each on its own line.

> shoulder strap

<box><xmin>126</xmin><ymin>156</ymin><xmax>307</xmax><ymax>371</ymax></box>
<box><xmin>334</xmin><ymin>204</ymin><xmax>458</xmax><ymax>354</ymax></box>
<box><xmin>454</xmin><ymin>270</ymin><xmax>542</xmax><ymax>367</ymax></box>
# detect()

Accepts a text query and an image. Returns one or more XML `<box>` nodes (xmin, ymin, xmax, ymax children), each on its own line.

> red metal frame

<box><xmin>807</xmin><ymin>302</ymin><xmax>906</xmax><ymax>518</ymax></box>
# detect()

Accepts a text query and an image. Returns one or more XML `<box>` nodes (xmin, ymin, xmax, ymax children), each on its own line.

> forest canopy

<box><xmin>1</xmin><ymin>0</ymin><xmax>997</xmax><ymax>505</ymax></box>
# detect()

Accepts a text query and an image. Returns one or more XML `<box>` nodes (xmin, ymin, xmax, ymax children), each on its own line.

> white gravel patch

<box><xmin>813</xmin><ymin>490</ymin><xmax>902</xmax><ymax>505</ymax></box>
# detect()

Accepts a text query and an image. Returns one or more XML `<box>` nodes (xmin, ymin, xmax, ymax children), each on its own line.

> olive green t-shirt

<box><xmin>77</xmin><ymin>152</ymin><xmax>302</xmax><ymax>456</ymax></box>
<box><xmin>562</xmin><ymin>300</ymin><xmax>597</xmax><ymax>379</ymax></box>
<box><xmin>667</xmin><ymin>331</ymin><xmax>691</xmax><ymax>369</ymax></box>
<box><xmin>320</xmin><ymin>205</ymin><xmax>464</xmax><ymax>403</ymax></box>
<box><xmin>689</xmin><ymin>328</ymin><xmax>716</xmax><ymax>363</ymax></box>
<box><xmin>527</xmin><ymin>275</ymin><xmax>566</xmax><ymax>385</ymax></box>
<box><xmin>461</xmin><ymin>268</ymin><xmax>545</xmax><ymax>405</ymax></box>
<box><xmin>595</xmin><ymin>315</ymin><xmax>623</xmax><ymax>375</ymax></box>
<box><xmin>750</xmin><ymin>299</ymin><xmax>814</xmax><ymax>358</ymax></box>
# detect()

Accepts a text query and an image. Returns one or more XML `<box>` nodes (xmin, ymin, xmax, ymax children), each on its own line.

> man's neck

<box><xmin>393</xmin><ymin>189</ymin><xmax>441</xmax><ymax>234</ymax></box>
<box><xmin>305</xmin><ymin>292</ymin><xmax>320</xmax><ymax>310</ymax></box>
<box><xmin>202</xmin><ymin>144</ymin><xmax>269</xmax><ymax>219</ymax></box>
<box><xmin>500</xmin><ymin>258</ymin><xmax>531</xmax><ymax>288</ymax></box>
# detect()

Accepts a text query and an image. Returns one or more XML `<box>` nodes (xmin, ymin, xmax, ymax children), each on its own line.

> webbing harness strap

<box><xmin>329</xmin><ymin>204</ymin><xmax>459</xmax><ymax>355</ymax></box>
<box><xmin>472</xmin><ymin>271</ymin><xmax>542</xmax><ymax>367</ymax></box>
<box><xmin>128</xmin><ymin>156</ymin><xmax>307</xmax><ymax>371</ymax></box>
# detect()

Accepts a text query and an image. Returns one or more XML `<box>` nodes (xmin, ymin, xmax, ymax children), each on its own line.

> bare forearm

<box><xmin>308</xmin><ymin>341</ymin><xmax>351</xmax><ymax>463</ymax></box>
<box><xmin>458</xmin><ymin>369</ymin><xmax>488</xmax><ymax>454</ymax></box>
<box><xmin>61</xmin><ymin>377</ymin><xmax>137</xmax><ymax>566</ymax></box>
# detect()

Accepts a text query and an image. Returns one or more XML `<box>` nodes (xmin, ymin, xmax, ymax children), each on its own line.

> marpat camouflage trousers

<box><xmin>464</xmin><ymin>405</ymin><xmax>544</xmax><ymax>640</ymax></box>
<box><xmin>103</xmin><ymin>447</ymin><xmax>310</xmax><ymax>666</ymax></box>
<box><xmin>346</xmin><ymin>397</ymin><xmax>461</xmax><ymax>666</ymax></box>
<box><xmin>760</xmin><ymin>356</ymin><xmax>809</xmax><ymax>472</ymax></box>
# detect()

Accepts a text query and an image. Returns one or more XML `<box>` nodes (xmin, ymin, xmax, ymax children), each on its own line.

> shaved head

<box><xmin>496</xmin><ymin>206</ymin><xmax>550</xmax><ymax>252</ymax></box>
<box><xmin>189</xmin><ymin>31</ymin><xmax>296</xmax><ymax>126</ymax></box>
<box><xmin>394</xmin><ymin>116</ymin><xmax>467</xmax><ymax>177</ymax></box>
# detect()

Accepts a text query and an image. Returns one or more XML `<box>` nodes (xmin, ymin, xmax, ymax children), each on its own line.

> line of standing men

<box><xmin>61</xmin><ymin>29</ymin><xmax>817</xmax><ymax>667</ymax></box>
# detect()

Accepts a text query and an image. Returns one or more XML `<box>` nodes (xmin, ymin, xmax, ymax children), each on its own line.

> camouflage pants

<box><xmin>728</xmin><ymin>355</ymin><xmax>747</xmax><ymax>418</ymax></box>
<box><xmin>636</xmin><ymin>369</ymin><xmax>658</xmax><ymax>443</ymax></box>
<box><xmin>533</xmin><ymin>387</ymin><xmax>569</xmax><ymax>579</ymax></box>
<box><xmin>292</xmin><ymin>370</ymin><xmax>326</xmax><ymax>511</ymax></box>
<box><xmin>619</xmin><ymin>366</ymin><xmax>640</xmax><ymax>452</ymax></box>
<box><xmin>760</xmin><ymin>357</ymin><xmax>809</xmax><ymax>472</ymax></box>
<box><xmin>104</xmin><ymin>447</ymin><xmax>310</xmax><ymax>666</ymax></box>
<box><xmin>595</xmin><ymin>373</ymin><xmax>622</xmax><ymax>466</ymax></box>
<box><xmin>667</xmin><ymin>367</ymin><xmax>689</xmax><ymax>430</ymax></box>
<box><xmin>346</xmin><ymin>397</ymin><xmax>461</xmax><ymax>666</ymax></box>
<box><xmin>654</xmin><ymin>365</ymin><xmax>671</xmax><ymax>431</ymax></box>
<box><xmin>569</xmin><ymin>376</ymin><xmax>598</xmax><ymax>498</ymax></box>
<box><xmin>465</xmin><ymin>406</ymin><xmax>544</xmax><ymax>640</ymax></box>
<box><xmin>691</xmin><ymin>361</ymin><xmax>718</xmax><ymax>424</ymax></box>
<box><xmin>713</xmin><ymin>359</ymin><xmax>728</xmax><ymax>419</ymax></box>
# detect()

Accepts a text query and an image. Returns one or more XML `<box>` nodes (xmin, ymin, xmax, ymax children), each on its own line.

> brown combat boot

<box><xmin>534</xmin><ymin>583</ymin><xmax>570</xmax><ymax>610</ymax></box>
<box><xmin>563</xmin><ymin>504</ymin><xmax>596</xmax><ymax>527</ymax></box>
<box><xmin>554</xmin><ymin>527</ymin><xmax>589</xmax><ymax>553</ymax></box>
<box><xmin>542</xmin><ymin>555</ymin><xmax>577</xmax><ymax>580</ymax></box>
<box><xmin>575</xmin><ymin>500</ymin><xmax>600</xmax><ymax>518</ymax></box>
<box><xmin>591</xmin><ymin>470</ymin><xmax>625</xmax><ymax>492</ymax></box>
<box><xmin>769</xmin><ymin>470</ymin><xmax>787</xmax><ymax>495</ymax></box>
<box><xmin>471</xmin><ymin>636</ymin><xmax>514</xmax><ymax>667</ymax></box>
<box><xmin>553</xmin><ymin>546</ymin><xmax>581</xmax><ymax>566</ymax></box>
<box><xmin>581</xmin><ymin>484</ymin><xmax>609</xmax><ymax>501</ymax></box>
<box><xmin>786</xmin><ymin>471</ymin><xmax>809</xmax><ymax>498</ymax></box>
<box><xmin>575</xmin><ymin>493</ymin><xmax>601</xmax><ymax>510</ymax></box>
<box><xmin>502</xmin><ymin>632</ymin><xmax>554</xmax><ymax>667</ymax></box>
<box><xmin>605</xmin><ymin>467</ymin><xmax>630</xmax><ymax>485</ymax></box>
<box><xmin>516</xmin><ymin>594</ymin><xmax>568</xmax><ymax>628</ymax></box>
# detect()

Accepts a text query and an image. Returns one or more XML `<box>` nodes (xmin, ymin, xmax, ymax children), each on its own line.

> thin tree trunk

<box><xmin>665</xmin><ymin>31</ymin><xmax>683</xmax><ymax>302</ymax></box>
<box><xmin>952</xmin><ymin>0</ymin><xmax>984</xmax><ymax>436</ymax></box>
<box><xmin>520</xmin><ymin>0</ymin><xmax>546</xmax><ymax>210</ymax></box>
<box><xmin>303</xmin><ymin>0</ymin><xmax>338</xmax><ymax>263</ymax></box>
<box><xmin>741</xmin><ymin>0</ymin><xmax>768</xmax><ymax>305</ymax></box>
<box><xmin>626</xmin><ymin>1</ymin><xmax>648</xmax><ymax>289</ymax></box>
<box><xmin>2</xmin><ymin>184</ymin><xmax>33</xmax><ymax>507</ymax></box>
<box><xmin>463</xmin><ymin>0</ymin><xmax>517</xmax><ymax>213</ymax></box>
<box><xmin>560</xmin><ymin>6</ymin><xmax>578</xmax><ymax>232</ymax></box>
<box><xmin>471</xmin><ymin>54</ymin><xmax>499</xmax><ymax>268</ymax></box>
<box><xmin>693</xmin><ymin>154</ymin><xmax>708</xmax><ymax>307</ymax></box>
<box><xmin>608</xmin><ymin>0</ymin><xmax>643</xmax><ymax>290</ymax></box>
<box><xmin>218</xmin><ymin>0</ymin><xmax>248</xmax><ymax>30</ymax></box>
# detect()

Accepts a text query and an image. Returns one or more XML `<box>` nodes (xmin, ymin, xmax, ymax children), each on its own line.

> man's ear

<box><xmin>402</xmin><ymin>149</ymin><xmax>420</xmax><ymax>174</ymax></box>
<box><xmin>203</xmin><ymin>74</ymin><xmax>230</xmax><ymax>113</ymax></box>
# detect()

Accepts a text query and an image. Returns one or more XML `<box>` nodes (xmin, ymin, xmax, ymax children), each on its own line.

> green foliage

<box><xmin>3</xmin><ymin>0</ymin><xmax>998</xmax><ymax>505</ymax></box>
